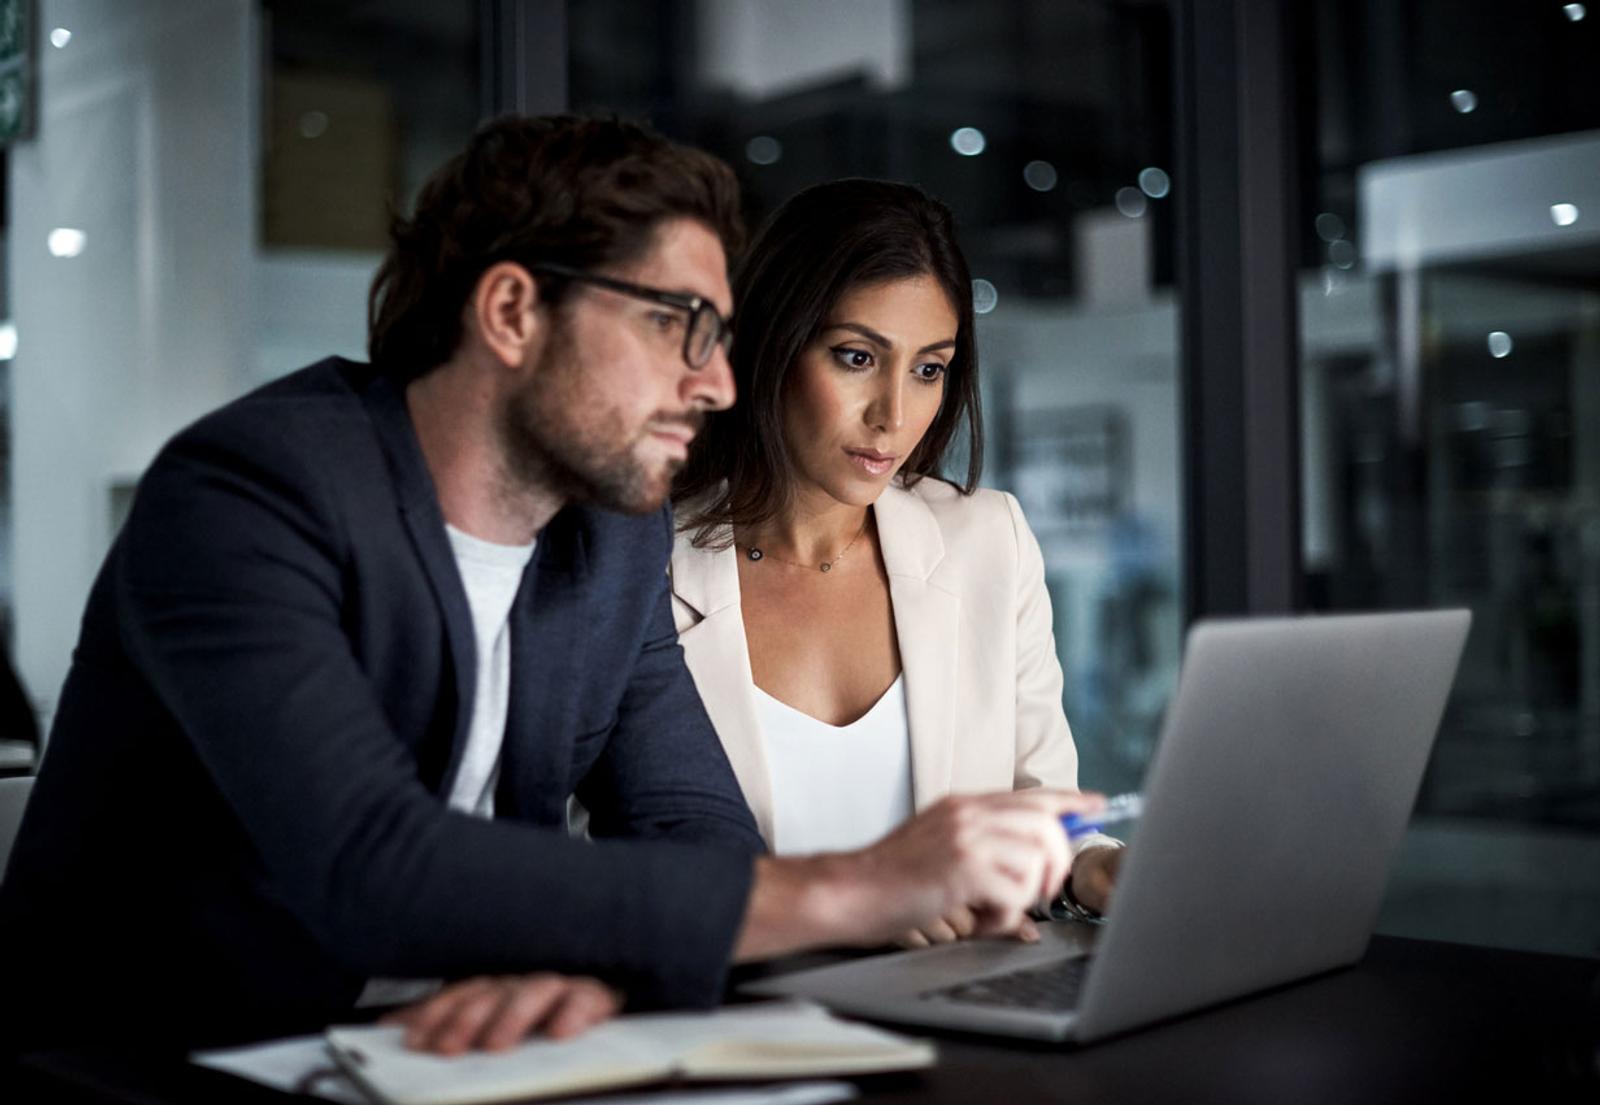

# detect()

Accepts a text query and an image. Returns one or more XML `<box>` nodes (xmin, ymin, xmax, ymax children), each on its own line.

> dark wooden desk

<box><xmin>12</xmin><ymin>936</ymin><xmax>1599</xmax><ymax>1104</ymax></box>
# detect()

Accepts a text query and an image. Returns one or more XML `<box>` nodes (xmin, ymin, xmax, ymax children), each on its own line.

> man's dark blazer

<box><xmin>0</xmin><ymin>358</ymin><xmax>763</xmax><ymax>1051</ymax></box>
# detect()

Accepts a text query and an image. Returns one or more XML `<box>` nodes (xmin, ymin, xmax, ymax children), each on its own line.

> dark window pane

<box><xmin>1301</xmin><ymin>0</ymin><xmax>1600</xmax><ymax>957</ymax></box>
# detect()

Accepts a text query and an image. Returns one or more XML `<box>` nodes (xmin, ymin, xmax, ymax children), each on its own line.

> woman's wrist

<box><xmin>1057</xmin><ymin>842</ymin><xmax>1125</xmax><ymax>923</ymax></box>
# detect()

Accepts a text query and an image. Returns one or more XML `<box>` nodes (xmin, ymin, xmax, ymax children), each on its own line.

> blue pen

<box><xmin>1062</xmin><ymin>792</ymin><xmax>1144</xmax><ymax>839</ymax></box>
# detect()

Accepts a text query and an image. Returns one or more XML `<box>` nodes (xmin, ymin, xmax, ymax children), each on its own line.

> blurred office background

<box><xmin>0</xmin><ymin>0</ymin><xmax>1593</xmax><ymax>956</ymax></box>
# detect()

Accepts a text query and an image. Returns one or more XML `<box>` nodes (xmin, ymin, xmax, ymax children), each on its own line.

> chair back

<box><xmin>0</xmin><ymin>774</ymin><xmax>35</xmax><ymax>879</ymax></box>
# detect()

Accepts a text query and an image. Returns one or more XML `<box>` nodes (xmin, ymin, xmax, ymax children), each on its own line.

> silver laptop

<box><xmin>744</xmin><ymin>610</ymin><xmax>1472</xmax><ymax>1043</ymax></box>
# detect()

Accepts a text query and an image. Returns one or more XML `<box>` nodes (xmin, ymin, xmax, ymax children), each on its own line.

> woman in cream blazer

<box><xmin>671</xmin><ymin>476</ymin><xmax>1083</xmax><ymax>850</ymax></box>
<box><xmin>669</xmin><ymin>179</ymin><xmax>1120</xmax><ymax>936</ymax></box>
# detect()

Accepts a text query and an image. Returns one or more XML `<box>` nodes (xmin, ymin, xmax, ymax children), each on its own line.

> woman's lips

<box><xmin>845</xmin><ymin>448</ymin><xmax>897</xmax><ymax>477</ymax></box>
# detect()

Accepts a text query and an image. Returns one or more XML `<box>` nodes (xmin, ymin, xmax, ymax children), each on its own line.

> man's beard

<box><xmin>496</xmin><ymin>326</ymin><xmax>697</xmax><ymax>516</ymax></box>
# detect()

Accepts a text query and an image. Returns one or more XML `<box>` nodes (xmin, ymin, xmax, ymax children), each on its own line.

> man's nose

<box><xmin>684</xmin><ymin>345</ymin><xmax>736</xmax><ymax>412</ymax></box>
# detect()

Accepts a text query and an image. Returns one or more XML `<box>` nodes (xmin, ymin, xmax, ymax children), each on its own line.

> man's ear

<box><xmin>470</xmin><ymin>261</ymin><xmax>544</xmax><ymax>369</ymax></box>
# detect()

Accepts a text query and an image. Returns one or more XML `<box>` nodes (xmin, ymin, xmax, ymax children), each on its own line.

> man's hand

<box><xmin>1067</xmin><ymin>844</ymin><xmax>1125</xmax><ymax>916</ymax></box>
<box><xmin>380</xmin><ymin>974</ymin><xmax>622</xmax><ymax>1055</ymax></box>
<box><xmin>736</xmin><ymin>788</ymin><xmax>1104</xmax><ymax>959</ymax></box>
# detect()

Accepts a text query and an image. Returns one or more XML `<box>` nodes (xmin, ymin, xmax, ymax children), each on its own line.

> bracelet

<box><xmin>1053</xmin><ymin>842</ymin><xmax>1125</xmax><ymax>925</ymax></box>
<box><xmin>1053</xmin><ymin>879</ymin><xmax>1103</xmax><ymax>924</ymax></box>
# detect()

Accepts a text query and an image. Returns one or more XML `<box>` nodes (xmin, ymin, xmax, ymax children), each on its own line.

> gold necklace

<box><xmin>742</xmin><ymin>517</ymin><xmax>869</xmax><ymax>574</ymax></box>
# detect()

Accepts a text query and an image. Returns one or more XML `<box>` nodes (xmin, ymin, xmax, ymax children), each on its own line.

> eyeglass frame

<box><xmin>528</xmin><ymin>263</ymin><xmax>733</xmax><ymax>371</ymax></box>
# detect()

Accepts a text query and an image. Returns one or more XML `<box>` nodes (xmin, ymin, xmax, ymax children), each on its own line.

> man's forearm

<box><xmin>731</xmin><ymin>853</ymin><xmax>868</xmax><ymax>961</ymax></box>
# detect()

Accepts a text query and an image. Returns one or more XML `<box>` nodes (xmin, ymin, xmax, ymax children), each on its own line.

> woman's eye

<box><xmin>915</xmin><ymin>362</ymin><xmax>947</xmax><ymax>382</ymax></box>
<box><xmin>832</xmin><ymin>347</ymin><xmax>874</xmax><ymax>370</ymax></box>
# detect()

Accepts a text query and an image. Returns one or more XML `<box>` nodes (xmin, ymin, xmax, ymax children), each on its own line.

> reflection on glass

<box><xmin>1113</xmin><ymin>186</ymin><xmax>1148</xmax><ymax>218</ymax></box>
<box><xmin>745</xmin><ymin>135</ymin><xmax>782</xmax><ymax>165</ymax></box>
<box><xmin>1023</xmin><ymin>159</ymin><xmax>1059</xmax><ymax>192</ymax></box>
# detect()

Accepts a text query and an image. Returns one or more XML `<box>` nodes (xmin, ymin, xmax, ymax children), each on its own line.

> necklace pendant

<box><xmin>747</xmin><ymin>547</ymin><xmax>763</xmax><ymax>561</ymax></box>
<box><xmin>820</xmin><ymin>562</ymin><xmax>832</xmax><ymax>573</ymax></box>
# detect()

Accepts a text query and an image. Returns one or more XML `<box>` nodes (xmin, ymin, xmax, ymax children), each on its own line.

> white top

<box><xmin>756</xmin><ymin>675</ymin><xmax>913</xmax><ymax>855</ymax></box>
<box><xmin>444</xmin><ymin>524</ymin><xmax>536</xmax><ymax>817</ymax></box>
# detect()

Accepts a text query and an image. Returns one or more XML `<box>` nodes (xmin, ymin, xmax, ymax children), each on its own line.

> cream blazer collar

<box><xmin>670</xmin><ymin>481</ymin><xmax>961</xmax><ymax>847</ymax></box>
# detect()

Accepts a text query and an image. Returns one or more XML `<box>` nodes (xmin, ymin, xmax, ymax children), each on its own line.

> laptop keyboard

<box><xmin>920</xmin><ymin>956</ymin><xmax>1091</xmax><ymax>1012</ymax></box>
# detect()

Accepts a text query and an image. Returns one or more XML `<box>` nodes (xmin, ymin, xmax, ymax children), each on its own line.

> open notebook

<box><xmin>324</xmin><ymin>1001</ymin><xmax>935</xmax><ymax>1105</ymax></box>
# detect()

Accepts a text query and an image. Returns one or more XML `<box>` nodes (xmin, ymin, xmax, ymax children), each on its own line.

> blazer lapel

<box><xmin>360</xmin><ymin>371</ymin><xmax>477</xmax><ymax>792</ymax></box>
<box><xmin>670</xmin><ymin>532</ymin><xmax>777</xmax><ymax>845</ymax></box>
<box><xmin>876</xmin><ymin>483</ymin><xmax>959</xmax><ymax>811</ymax></box>
<box><xmin>499</xmin><ymin>510</ymin><xmax>590</xmax><ymax>823</ymax></box>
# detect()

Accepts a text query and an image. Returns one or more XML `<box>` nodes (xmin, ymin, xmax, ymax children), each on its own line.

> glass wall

<box><xmin>1300</xmin><ymin>0</ymin><xmax>1600</xmax><ymax>956</ymax></box>
<box><xmin>4</xmin><ymin>0</ymin><xmax>482</xmax><ymax>739</ymax></box>
<box><xmin>256</xmin><ymin>0</ymin><xmax>482</xmax><ymax>379</ymax></box>
<box><xmin>571</xmin><ymin>0</ymin><xmax>1185</xmax><ymax>797</ymax></box>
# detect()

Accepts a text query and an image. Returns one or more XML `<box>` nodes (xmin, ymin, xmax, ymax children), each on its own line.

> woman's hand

<box><xmin>733</xmin><ymin>789</ymin><xmax>1105</xmax><ymax>961</ymax></box>
<box><xmin>899</xmin><ymin>842</ymin><xmax>1126</xmax><ymax>942</ymax></box>
<box><xmin>895</xmin><ymin>905</ymin><xmax>1042</xmax><ymax>948</ymax></box>
<box><xmin>1066</xmin><ymin>844</ymin><xmax>1126</xmax><ymax>916</ymax></box>
<box><xmin>380</xmin><ymin>973</ymin><xmax>622</xmax><ymax>1055</ymax></box>
<box><xmin>852</xmin><ymin>790</ymin><xmax>1099</xmax><ymax>943</ymax></box>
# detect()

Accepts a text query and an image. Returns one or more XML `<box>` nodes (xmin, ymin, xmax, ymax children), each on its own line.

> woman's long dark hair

<box><xmin>673</xmin><ymin>178</ymin><xmax>983</xmax><ymax>546</ymax></box>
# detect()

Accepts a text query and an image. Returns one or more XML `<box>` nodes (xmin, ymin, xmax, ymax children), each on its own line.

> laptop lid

<box><xmin>1072</xmin><ymin>609</ymin><xmax>1471</xmax><ymax>1040</ymax></box>
<box><xmin>743</xmin><ymin>610</ymin><xmax>1471</xmax><ymax>1044</ymax></box>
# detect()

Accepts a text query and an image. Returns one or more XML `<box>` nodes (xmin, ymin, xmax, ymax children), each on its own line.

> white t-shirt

<box><xmin>444</xmin><ymin>524</ymin><xmax>537</xmax><ymax>817</ymax></box>
<box><xmin>357</xmin><ymin>524</ymin><xmax>534</xmax><ymax>1009</ymax></box>
<box><xmin>756</xmin><ymin>675</ymin><xmax>913</xmax><ymax>854</ymax></box>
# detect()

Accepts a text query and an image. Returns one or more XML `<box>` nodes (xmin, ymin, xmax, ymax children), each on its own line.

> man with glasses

<box><xmin>0</xmin><ymin>115</ymin><xmax>1095</xmax><ymax>1058</ymax></box>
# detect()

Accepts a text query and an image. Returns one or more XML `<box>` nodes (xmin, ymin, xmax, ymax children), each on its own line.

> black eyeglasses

<box><xmin>531</xmin><ymin>263</ymin><xmax>733</xmax><ymax>370</ymax></box>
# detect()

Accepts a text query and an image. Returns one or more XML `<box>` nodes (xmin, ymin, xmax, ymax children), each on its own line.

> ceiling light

<box><xmin>950</xmin><ymin>127</ymin><xmax>986</xmax><ymax>157</ymax></box>
<box><xmin>47</xmin><ymin>228</ymin><xmax>87</xmax><ymax>257</ymax></box>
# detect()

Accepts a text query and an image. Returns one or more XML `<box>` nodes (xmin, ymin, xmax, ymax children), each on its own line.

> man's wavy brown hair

<box><xmin>368</xmin><ymin>114</ymin><xmax>744</xmax><ymax>382</ymax></box>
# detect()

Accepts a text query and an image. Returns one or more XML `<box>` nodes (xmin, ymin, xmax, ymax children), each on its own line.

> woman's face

<box><xmin>781</xmin><ymin>274</ymin><xmax>958</xmax><ymax>510</ymax></box>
